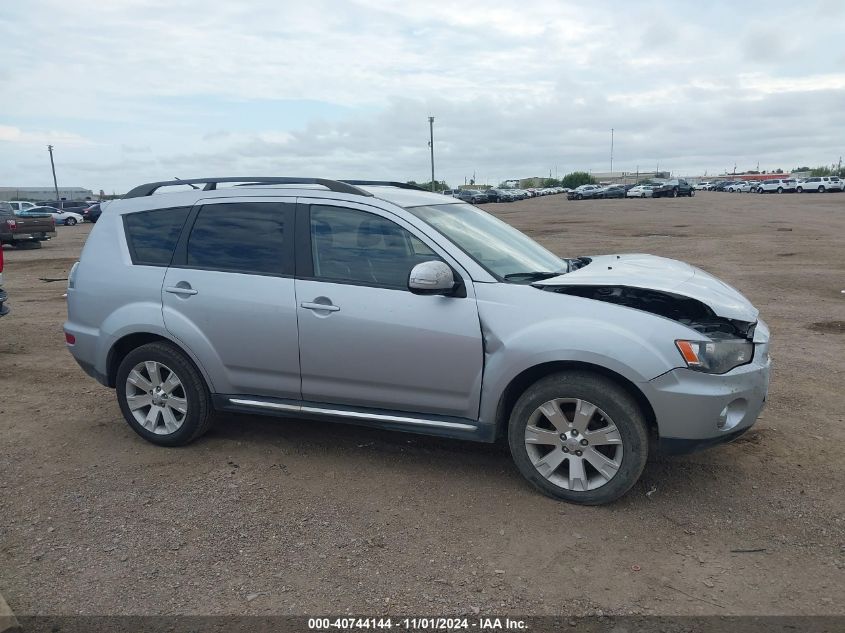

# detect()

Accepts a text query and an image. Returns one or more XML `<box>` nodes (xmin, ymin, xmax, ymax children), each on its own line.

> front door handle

<box><xmin>165</xmin><ymin>285</ymin><xmax>198</xmax><ymax>296</ymax></box>
<box><xmin>301</xmin><ymin>301</ymin><xmax>339</xmax><ymax>312</ymax></box>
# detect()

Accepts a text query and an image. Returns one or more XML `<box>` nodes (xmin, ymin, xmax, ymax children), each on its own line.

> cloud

<box><xmin>0</xmin><ymin>0</ymin><xmax>843</xmax><ymax>190</ymax></box>
<box><xmin>0</xmin><ymin>125</ymin><xmax>92</xmax><ymax>146</ymax></box>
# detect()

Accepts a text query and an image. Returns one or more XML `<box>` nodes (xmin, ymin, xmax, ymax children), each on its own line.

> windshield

<box><xmin>406</xmin><ymin>203</ymin><xmax>565</xmax><ymax>281</ymax></box>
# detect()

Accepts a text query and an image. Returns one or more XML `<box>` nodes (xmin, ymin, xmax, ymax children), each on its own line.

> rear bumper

<box><xmin>9</xmin><ymin>231</ymin><xmax>56</xmax><ymax>241</ymax></box>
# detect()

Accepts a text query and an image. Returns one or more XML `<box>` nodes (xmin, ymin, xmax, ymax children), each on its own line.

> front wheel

<box><xmin>116</xmin><ymin>342</ymin><xmax>216</xmax><ymax>446</ymax></box>
<box><xmin>508</xmin><ymin>371</ymin><xmax>649</xmax><ymax>505</ymax></box>
<box><xmin>777</xmin><ymin>187</ymin><xmax>783</xmax><ymax>194</ymax></box>
<box><xmin>689</xmin><ymin>190</ymin><xmax>695</xmax><ymax>197</ymax></box>
<box><xmin>66</xmin><ymin>217</ymin><xmax>77</xmax><ymax>226</ymax></box>
<box><xmin>818</xmin><ymin>186</ymin><xmax>825</xmax><ymax>193</ymax></box>
<box><xmin>797</xmin><ymin>186</ymin><xmax>804</xmax><ymax>193</ymax></box>
<box><xmin>672</xmin><ymin>188</ymin><xmax>678</xmax><ymax>197</ymax></box>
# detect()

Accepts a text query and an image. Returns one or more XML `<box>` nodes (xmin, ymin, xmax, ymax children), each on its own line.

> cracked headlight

<box><xmin>675</xmin><ymin>339</ymin><xmax>754</xmax><ymax>374</ymax></box>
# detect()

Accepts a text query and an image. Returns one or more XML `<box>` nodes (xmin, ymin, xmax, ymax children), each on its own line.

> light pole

<box><xmin>428</xmin><ymin>116</ymin><xmax>435</xmax><ymax>192</ymax></box>
<box><xmin>47</xmin><ymin>145</ymin><xmax>59</xmax><ymax>200</ymax></box>
<box><xmin>610</xmin><ymin>128</ymin><xmax>614</xmax><ymax>175</ymax></box>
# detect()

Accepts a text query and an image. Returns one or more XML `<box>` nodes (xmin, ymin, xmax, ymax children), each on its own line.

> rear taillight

<box><xmin>50</xmin><ymin>217</ymin><xmax>55</xmax><ymax>227</ymax></box>
<box><xmin>65</xmin><ymin>332</ymin><xmax>76</xmax><ymax>345</ymax></box>
<box><xmin>5</xmin><ymin>219</ymin><xmax>16</xmax><ymax>230</ymax></box>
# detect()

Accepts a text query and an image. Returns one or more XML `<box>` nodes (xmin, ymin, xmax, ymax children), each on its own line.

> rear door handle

<box><xmin>165</xmin><ymin>286</ymin><xmax>198</xmax><ymax>296</ymax></box>
<box><xmin>300</xmin><ymin>302</ymin><xmax>339</xmax><ymax>312</ymax></box>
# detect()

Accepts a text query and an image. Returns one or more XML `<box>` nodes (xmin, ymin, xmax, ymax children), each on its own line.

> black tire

<box><xmin>641</xmin><ymin>193</ymin><xmax>646</xmax><ymax>198</ymax></box>
<box><xmin>66</xmin><ymin>217</ymin><xmax>77</xmax><ymax>226</ymax></box>
<box><xmin>576</xmin><ymin>193</ymin><xmax>583</xmax><ymax>200</ymax></box>
<box><xmin>672</xmin><ymin>188</ymin><xmax>678</xmax><ymax>197</ymax></box>
<box><xmin>14</xmin><ymin>241</ymin><xmax>42</xmax><ymax>250</ymax></box>
<box><xmin>777</xmin><ymin>187</ymin><xmax>783</xmax><ymax>194</ymax></box>
<box><xmin>116</xmin><ymin>341</ymin><xmax>216</xmax><ymax>446</ymax></box>
<box><xmin>757</xmin><ymin>188</ymin><xmax>764</xmax><ymax>194</ymax></box>
<box><xmin>797</xmin><ymin>186</ymin><xmax>804</xmax><ymax>193</ymax></box>
<box><xmin>689</xmin><ymin>190</ymin><xmax>695</xmax><ymax>197</ymax></box>
<box><xmin>818</xmin><ymin>186</ymin><xmax>825</xmax><ymax>193</ymax></box>
<box><xmin>507</xmin><ymin>371</ymin><xmax>649</xmax><ymax>505</ymax></box>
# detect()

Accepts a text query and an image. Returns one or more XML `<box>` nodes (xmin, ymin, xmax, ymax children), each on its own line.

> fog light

<box><xmin>717</xmin><ymin>406</ymin><xmax>729</xmax><ymax>430</ymax></box>
<box><xmin>718</xmin><ymin>399</ymin><xmax>748</xmax><ymax>432</ymax></box>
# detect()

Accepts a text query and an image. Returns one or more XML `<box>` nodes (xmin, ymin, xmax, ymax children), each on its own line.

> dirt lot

<box><xmin>1</xmin><ymin>192</ymin><xmax>843</xmax><ymax>617</ymax></box>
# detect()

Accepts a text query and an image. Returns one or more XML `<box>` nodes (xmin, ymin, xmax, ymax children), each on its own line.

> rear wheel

<box><xmin>797</xmin><ymin>186</ymin><xmax>804</xmax><ymax>193</ymax></box>
<box><xmin>777</xmin><ymin>187</ymin><xmax>783</xmax><ymax>193</ymax></box>
<box><xmin>116</xmin><ymin>342</ymin><xmax>216</xmax><ymax>446</ymax></box>
<box><xmin>508</xmin><ymin>371</ymin><xmax>649</xmax><ymax>505</ymax></box>
<box><xmin>818</xmin><ymin>186</ymin><xmax>825</xmax><ymax>193</ymax></box>
<box><xmin>672</xmin><ymin>188</ymin><xmax>678</xmax><ymax>197</ymax></box>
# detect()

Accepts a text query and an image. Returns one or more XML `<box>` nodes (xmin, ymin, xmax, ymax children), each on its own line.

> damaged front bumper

<box><xmin>644</xmin><ymin>320</ymin><xmax>771</xmax><ymax>455</ymax></box>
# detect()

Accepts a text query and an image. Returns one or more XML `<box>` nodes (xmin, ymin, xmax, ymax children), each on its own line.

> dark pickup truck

<box><xmin>1</xmin><ymin>203</ymin><xmax>56</xmax><ymax>249</ymax></box>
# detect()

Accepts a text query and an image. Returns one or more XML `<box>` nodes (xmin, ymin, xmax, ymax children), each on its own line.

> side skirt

<box><xmin>212</xmin><ymin>395</ymin><xmax>496</xmax><ymax>442</ymax></box>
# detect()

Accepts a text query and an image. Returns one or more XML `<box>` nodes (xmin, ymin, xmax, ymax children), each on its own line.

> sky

<box><xmin>1</xmin><ymin>0</ymin><xmax>844</xmax><ymax>193</ymax></box>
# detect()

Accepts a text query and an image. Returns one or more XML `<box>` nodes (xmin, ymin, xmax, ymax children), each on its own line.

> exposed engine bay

<box><xmin>543</xmin><ymin>284</ymin><xmax>756</xmax><ymax>340</ymax></box>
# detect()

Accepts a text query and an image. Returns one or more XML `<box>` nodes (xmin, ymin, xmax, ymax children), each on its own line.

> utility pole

<box><xmin>610</xmin><ymin>128</ymin><xmax>614</xmax><ymax>175</ymax></box>
<box><xmin>47</xmin><ymin>145</ymin><xmax>59</xmax><ymax>200</ymax></box>
<box><xmin>428</xmin><ymin>116</ymin><xmax>435</xmax><ymax>191</ymax></box>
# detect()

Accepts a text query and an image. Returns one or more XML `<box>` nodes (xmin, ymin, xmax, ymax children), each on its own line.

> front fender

<box><xmin>474</xmin><ymin>284</ymin><xmax>692</xmax><ymax>427</ymax></box>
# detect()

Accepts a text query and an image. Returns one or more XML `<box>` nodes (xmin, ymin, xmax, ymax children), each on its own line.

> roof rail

<box><xmin>123</xmin><ymin>177</ymin><xmax>372</xmax><ymax>199</ymax></box>
<box><xmin>340</xmin><ymin>180</ymin><xmax>429</xmax><ymax>192</ymax></box>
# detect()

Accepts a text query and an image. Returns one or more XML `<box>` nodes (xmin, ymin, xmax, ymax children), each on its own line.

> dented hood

<box><xmin>537</xmin><ymin>254</ymin><xmax>759</xmax><ymax>322</ymax></box>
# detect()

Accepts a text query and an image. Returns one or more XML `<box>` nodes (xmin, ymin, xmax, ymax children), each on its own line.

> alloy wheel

<box><xmin>523</xmin><ymin>398</ymin><xmax>623</xmax><ymax>492</ymax></box>
<box><xmin>124</xmin><ymin>361</ymin><xmax>188</xmax><ymax>435</ymax></box>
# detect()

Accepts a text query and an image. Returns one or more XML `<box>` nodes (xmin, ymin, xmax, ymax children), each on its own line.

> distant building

<box><xmin>589</xmin><ymin>171</ymin><xmax>667</xmax><ymax>184</ymax></box>
<box><xmin>0</xmin><ymin>186</ymin><xmax>94</xmax><ymax>202</ymax></box>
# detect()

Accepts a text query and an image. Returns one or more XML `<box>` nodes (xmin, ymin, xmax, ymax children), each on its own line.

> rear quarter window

<box><xmin>124</xmin><ymin>207</ymin><xmax>191</xmax><ymax>266</ymax></box>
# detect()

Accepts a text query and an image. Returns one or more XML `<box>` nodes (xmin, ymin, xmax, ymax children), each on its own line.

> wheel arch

<box><xmin>493</xmin><ymin>361</ymin><xmax>658</xmax><ymax>440</ymax></box>
<box><xmin>106</xmin><ymin>331</ymin><xmax>212</xmax><ymax>391</ymax></box>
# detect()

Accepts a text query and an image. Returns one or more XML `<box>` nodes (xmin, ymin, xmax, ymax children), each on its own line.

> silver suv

<box><xmin>65</xmin><ymin>178</ymin><xmax>771</xmax><ymax>504</ymax></box>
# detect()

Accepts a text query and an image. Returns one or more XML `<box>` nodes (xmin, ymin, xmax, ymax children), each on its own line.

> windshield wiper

<box><xmin>503</xmin><ymin>271</ymin><xmax>563</xmax><ymax>282</ymax></box>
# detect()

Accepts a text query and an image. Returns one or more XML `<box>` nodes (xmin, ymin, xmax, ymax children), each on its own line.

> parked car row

<box><xmin>696</xmin><ymin>177</ymin><xmax>844</xmax><ymax>194</ymax></box>
<box><xmin>442</xmin><ymin>187</ymin><xmax>568</xmax><ymax>203</ymax></box>
<box><xmin>5</xmin><ymin>199</ymin><xmax>103</xmax><ymax>223</ymax></box>
<box><xmin>567</xmin><ymin>179</ymin><xmax>695</xmax><ymax>200</ymax></box>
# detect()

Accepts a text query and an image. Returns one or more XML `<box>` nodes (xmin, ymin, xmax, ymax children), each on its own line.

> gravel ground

<box><xmin>0</xmin><ymin>191</ymin><xmax>843</xmax><ymax>617</ymax></box>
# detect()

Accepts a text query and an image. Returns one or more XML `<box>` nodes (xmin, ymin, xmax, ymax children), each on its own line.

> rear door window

<box><xmin>185</xmin><ymin>202</ymin><xmax>291</xmax><ymax>276</ymax></box>
<box><xmin>124</xmin><ymin>207</ymin><xmax>191</xmax><ymax>266</ymax></box>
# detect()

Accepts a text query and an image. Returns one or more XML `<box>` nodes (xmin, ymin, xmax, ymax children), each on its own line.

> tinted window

<box><xmin>187</xmin><ymin>203</ymin><xmax>286</xmax><ymax>275</ymax></box>
<box><xmin>310</xmin><ymin>205</ymin><xmax>438</xmax><ymax>288</ymax></box>
<box><xmin>124</xmin><ymin>207</ymin><xmax>190</xmax><ymax>266</ymax></box>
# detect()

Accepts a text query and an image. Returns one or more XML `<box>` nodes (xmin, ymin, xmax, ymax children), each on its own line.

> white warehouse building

<box><xmin>0</xmin><ymin>186</ymin><xmax>94</xmax><ymax>202</ymax></box>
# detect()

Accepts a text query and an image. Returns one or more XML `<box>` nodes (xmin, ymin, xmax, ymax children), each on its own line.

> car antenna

<box><xmin>173</xmin><ymin>177</ymin><xmax>199</xmax><ymax>190</ymax></box>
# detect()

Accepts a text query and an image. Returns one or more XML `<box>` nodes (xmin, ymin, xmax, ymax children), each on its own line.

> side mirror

<box><xmin>408</xmin><ymin>260</ymin><xmax>456</xmax><ymax>295</ymax></box>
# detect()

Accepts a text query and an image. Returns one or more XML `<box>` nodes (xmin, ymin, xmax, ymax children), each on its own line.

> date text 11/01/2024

<box><xmin>308</xmin><ymin>617</ymin><xmax>528</xmax><ymax>630</ymax></box>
